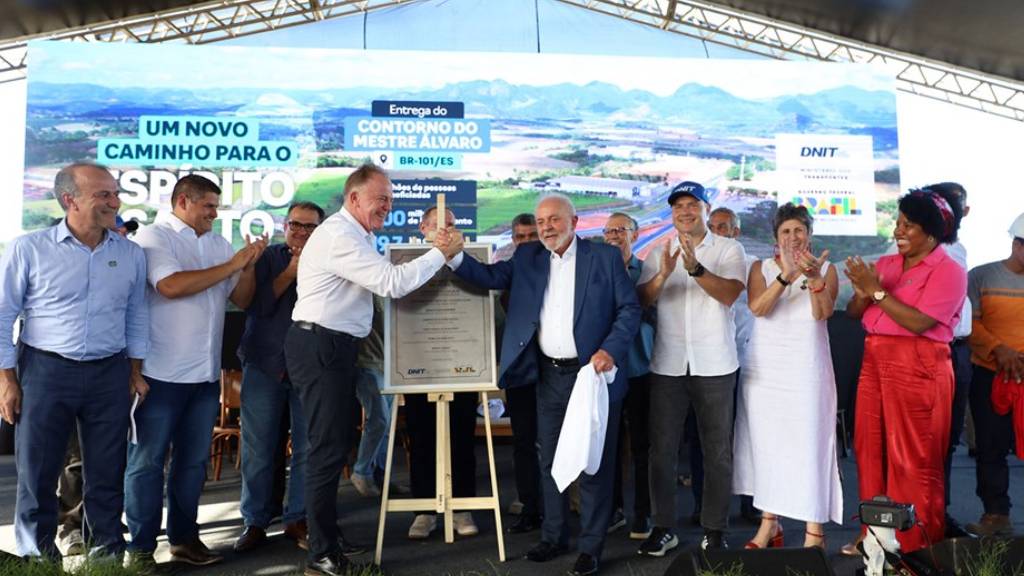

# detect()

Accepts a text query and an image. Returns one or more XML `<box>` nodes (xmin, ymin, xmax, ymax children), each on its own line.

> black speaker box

<box><xmin>908</xmin><ymin>537</ymin><xmax>1024</xmax><ymax>573</ymax></box>
<box><xmin>666</xmin><ymin>546</ymin><xmax>836</xmax><ymax>576</ymax></box>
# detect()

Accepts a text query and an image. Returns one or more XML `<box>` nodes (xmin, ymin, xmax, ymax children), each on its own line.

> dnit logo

<box><xmin>792</xmin><ymin>196</ymin><xmax>861</xmax><ymax>216</ymax></box>
<box><xmin>407</xmin><ymin>368</ymin><xmax>426</xmax><ymax>375</ymax></box>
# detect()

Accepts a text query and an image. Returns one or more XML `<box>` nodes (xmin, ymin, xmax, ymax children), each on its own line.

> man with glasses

<box><xmin>234</xmin><ymin>201</ymin><xmax>324</xmax><ymax>553</ymax></box>
<box><xmin>602</xmin><ymin>213</ymin><xmax>655</xmax><ymax>540</ymax></box>
<box><xmin>0</xmin><ymin>162</ymin><xmax>149</xmax><ymax>560</ymax></box>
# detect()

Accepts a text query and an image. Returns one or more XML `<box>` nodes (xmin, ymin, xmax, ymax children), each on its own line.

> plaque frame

<box><xmin>383</xmin><ymin>242</ymin><xmax>498</xmax><ymax>394</ymax></box>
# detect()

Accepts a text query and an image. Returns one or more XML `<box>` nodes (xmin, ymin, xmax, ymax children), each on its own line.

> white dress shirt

<box><xmin>538</xmin><ymin>237</ymin><xmax>579</xmax><ymax>359</ymax></box>
<box><xmin>134</xmin><ymin>213</ymin><xmax>238</xmax><ymax>383</ymax></box>
<box><xmin>292</xmin><ymin>206</ymin><xmax>446</xmax><ymax>338</ymax></box>
<box><xmin>639</xmin><ymin>232</ymin><xmax>747</xmax><ymax>377</ymax></box>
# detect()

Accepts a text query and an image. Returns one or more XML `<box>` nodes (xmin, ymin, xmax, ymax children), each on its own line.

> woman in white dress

<box><xmin>733</xmin><ymin>203</ymin><xmax>843</xmax><ymax>549</ymax></box>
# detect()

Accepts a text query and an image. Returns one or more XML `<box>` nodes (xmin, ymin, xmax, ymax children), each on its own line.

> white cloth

<box><xmin>134</xmin><ymin>213</ymin><xmax>237</xmax><ymax>383</ymax></box>
<box><xmin>732</xmin><ymin>258</ymin><xmax>843</xmax><ymax>524</ymax></box>
<box><xmin>639</xmin><ymin>232</ymin><xmax>747</xmax><ymax>376</ymax></box>
<box><xmin>292</xmin><ymin>206</ymin><xmax>446</xmax><ymax>337</ymax></box>
<box><xmin>552</xmin><ymin>363</ymin><xmax>615</xmax><ymax>492</ymax></box>
<box><xmin>538</xmin><ymin>237</ymin><xmax>578</xmax><ymax>359</ymax></box>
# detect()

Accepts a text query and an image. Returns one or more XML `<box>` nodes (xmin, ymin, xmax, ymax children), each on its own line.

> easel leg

<box><xmin>374</xmin><ymin>395</ymin><xmax>401</xmax><ymax>565</ymax></box>
<box><xmin>435</xmin><ymin>394</ymin><xmax>455</xmax><ymax>543</ymax></box>
<box><xmin>482</xmin><ymin>391</ymin><xmax>506</xmax><ymax>561</ymax></box>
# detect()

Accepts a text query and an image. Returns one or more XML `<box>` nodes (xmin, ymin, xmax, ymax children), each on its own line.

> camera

<box><xmin>860</xmin><ymin>496</ymin><xmax>915</xmax><ymax>531</ymax></box>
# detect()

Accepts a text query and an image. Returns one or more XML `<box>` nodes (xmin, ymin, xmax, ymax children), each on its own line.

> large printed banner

<box><xmin>22</xmin><ymin>41</ymin><xmax>899</xmax><ymax>263</ymax></box>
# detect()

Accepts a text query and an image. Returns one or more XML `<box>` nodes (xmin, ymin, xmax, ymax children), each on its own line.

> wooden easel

<box><xmin>374</xmin><ymin>390</ymin><xmax>505</xmax><ymax>564</ymax></box>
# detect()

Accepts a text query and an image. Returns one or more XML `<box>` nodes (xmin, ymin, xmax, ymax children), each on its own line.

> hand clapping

<box><xmin>843</xmin><ymin>255</ymin><xmax>881</xmax><ymax>299</ymax></box>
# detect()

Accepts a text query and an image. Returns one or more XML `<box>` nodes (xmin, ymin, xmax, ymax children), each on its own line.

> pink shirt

<box><xmin>861</xmin><ymin>245</ymin><xmax>966</xmax><ymax>342</ymax></box>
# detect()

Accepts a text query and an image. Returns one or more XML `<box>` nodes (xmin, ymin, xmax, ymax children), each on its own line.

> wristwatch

<box><xmin>776</xmin><ymin>273</ymin><xmax>790</xmax><ymax>287</ymax></box>
<box><xmin>872</xmin><ymin>290</ymin><xmax>887</xmax><ymax>303</ymax></box>
<box><xmin>688</xmin><ymin>262</ymin><xmax>706</xmax><ymax>278</ymax></box>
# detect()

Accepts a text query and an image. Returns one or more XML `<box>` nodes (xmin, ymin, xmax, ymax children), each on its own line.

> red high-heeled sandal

<box><xmin>805</xmin><ymin>529</ymin><xmax>826</xmax><ymax>549</ymax></box>
<box><xmin>744</xmin><ymin>517</ymin><xmax>784</xmax><ymax>549</ymax></box>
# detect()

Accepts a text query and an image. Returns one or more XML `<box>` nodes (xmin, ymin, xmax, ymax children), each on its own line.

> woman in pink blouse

<box><xmin>844</xmin><ymin>189</ymin><xmax>966</xmax><ymax>552</ymax></box>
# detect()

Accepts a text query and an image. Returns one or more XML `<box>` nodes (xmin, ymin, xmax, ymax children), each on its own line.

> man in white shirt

<box><xmin>921</xmin><ymin>182</ymin><xmax>974</xmax><ymax>537</ymax></box>
<box><xmin>284</xmin><ymin>164</ymin><xmax>462</xmax><ymax>576</ymax></box>
<box><xmin>636</xmin><ymin>182</ymin><xmax>747</xmax><ymax>555</ymax></box>
<box><xmin>125</xmin><ymin>174</ymin><xmax>267</xmax><ymax>570</ymax></box>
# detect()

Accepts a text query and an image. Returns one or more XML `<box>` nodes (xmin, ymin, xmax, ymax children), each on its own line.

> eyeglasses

<box><xmin>288</xmin><ymin>221</ymin><xmax>319</xmax><ymax>232</ymax></box>
<box><xmin>602</xmin><ymin>226</ymin><xmax>634</xmax><ymax>236</ymax></box>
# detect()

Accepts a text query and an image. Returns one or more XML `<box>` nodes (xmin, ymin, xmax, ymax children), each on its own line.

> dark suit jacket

<box><xmin>454</xmin><ymin>237</ymin><xmax>641</xmax><ymax>402</ymax></box>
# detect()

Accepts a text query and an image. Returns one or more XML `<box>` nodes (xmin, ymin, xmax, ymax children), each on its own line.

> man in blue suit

<box><xmin>448</xmin><ymin>193</ymin><xmax>641</xmax><ymax>576</ymax></box>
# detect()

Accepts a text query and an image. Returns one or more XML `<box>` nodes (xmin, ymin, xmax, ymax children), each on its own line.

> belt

<box><xmin>293</xmin><ymin>321</ymin><xmax>358</xmax><ymax>343</ymax></box>
<box><xmin>541</xmin><ymin>355</ymin><xmax>580</xmax><ymax>368</ymax></box>
<box><xmin>26</xmin><ymin>345</ymin><xmax>122</xmax><ymax>365</ymax></box>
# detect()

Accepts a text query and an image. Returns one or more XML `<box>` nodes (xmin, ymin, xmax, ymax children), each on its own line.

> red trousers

<box><xmin>854</xmin><ymin>334</ymin><xmax>953</xmax><ymax>552</ymax></box>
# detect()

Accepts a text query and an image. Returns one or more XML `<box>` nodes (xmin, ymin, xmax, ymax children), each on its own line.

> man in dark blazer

<box><xmin>448</xmin><ymin>193</ymin><xmax>641</xmax><ymax>576</ymax></box>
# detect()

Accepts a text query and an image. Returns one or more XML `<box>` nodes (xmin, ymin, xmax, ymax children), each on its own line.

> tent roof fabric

<box><xmin>1</xmin><ymin>0</ymin><xmax>1022</xmax><ymax>83</ymax></box>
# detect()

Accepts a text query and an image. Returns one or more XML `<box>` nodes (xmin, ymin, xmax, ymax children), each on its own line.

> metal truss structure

<box><xmin>1</xmin><ymin>0</ymin><xmax>1023</xmax><ymax>121</ymax></box>
<box><xmin>556</xmin><ymin>0</ymin><xmax>1024</xmax><ymax>121</ymax></box>
<box><xmin>0</xmin><ymin>0</ymin><xmax>415</xmax><ymax>84</ymax></box>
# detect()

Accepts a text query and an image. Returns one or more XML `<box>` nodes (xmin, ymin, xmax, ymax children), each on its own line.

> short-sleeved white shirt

<box><xmin>134</xmin><ymin>213</ymin><xmax>238</xmax><ymax>383</ymax></box>
<box><xmin>639</xmin><ymin>232</ymin><xmax>747</xmax><ymax>377</ymax></box>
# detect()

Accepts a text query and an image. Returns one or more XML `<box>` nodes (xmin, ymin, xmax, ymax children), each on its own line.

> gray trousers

<box><xmin>648</xmin><ymin>371</ymin><xmax>736</xmax><ymax>531</ymax></box>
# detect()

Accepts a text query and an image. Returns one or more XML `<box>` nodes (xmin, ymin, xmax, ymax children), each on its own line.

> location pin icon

<box><xmin>379</xmin><ymin>154</ymin><xmax>388</xmax><ymax>165</ymax></box>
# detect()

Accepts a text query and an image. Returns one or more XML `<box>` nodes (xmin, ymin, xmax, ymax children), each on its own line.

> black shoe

<box><xmin>508</xmin><ymin>514</ymin><xmax>542</xmax><ymax>534</ymax></box>
<box><xmin>305</xmin><ymin>552</ymin><xmax>350</xmax><ymax>576</ymax></box>
<box><xmin>570</xmin><ymin>553</ymin><xmax>599</xmax><ymax>576</ymax></box>
<box><xmin>629</xmin><ymin>516</ymin><xmax>652</xmax><ymax>540</ymax></box>
<box><xmin>701</xmin><ymin>530</ymin><xmax>728</xmax><ymax>550</ymax></box>
<box><xmin>233</xmin><ymin>526</ymin><xmax>267</xmax><ymax>553</ymax></box>
<box><xmin>638</xmin><ymin>527</ymin><xmax>678</xmax><ymax>557</ymax></box>
<box><xmin>945</xmin><ymin>514</ymin><xmax>970</xmax><ymax>538</ymax></box>
<box><xmin>339</xmin><ymin>534</ymin><xmax>367</xmax><ymax>557</ymax></box>
<box><xmin>525</xmin><ymin>541</ymin><xmax>567</xmax><ymax>562</ymax></box>
<box><xmin>607</xmin><ymin>509</ymin><xmax>626</xmax><ymax>534</ymax></box>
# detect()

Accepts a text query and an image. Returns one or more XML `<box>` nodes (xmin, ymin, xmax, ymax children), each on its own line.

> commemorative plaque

<box><xmin>384</xmin><ymin>243</ymin><xmax>497</xmax><ymax>393</ymax></box>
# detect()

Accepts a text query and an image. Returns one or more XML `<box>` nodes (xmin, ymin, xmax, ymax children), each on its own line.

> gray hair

<box><xmin>53</xmin><ymin>162</ymin><xmax>111</xmax><ymax>211</ymax></box>
<box><xmin>608</xmin><ymin>211</ymin><xmax>638</xmax><ymax>231</ymax></box>
<box><xmin>709</xmin><ymin>206</ymin><xmax>740</xmax><ymax>229</ymax></box>
<box><xmin>536</xmin><ymin>192</ymin><xmax>576</xmax><ymax>217</ymax></box>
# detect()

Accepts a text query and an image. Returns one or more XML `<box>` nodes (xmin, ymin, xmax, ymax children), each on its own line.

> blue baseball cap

<box><xmin>667</xmin><ymin>181</ymin><xmax>709</xmax><ymax>205</ymax></box>
<box><xmin>115</xmin><ymin>215</ymin><xmax>126</xmax><ymax>228</ymax></box>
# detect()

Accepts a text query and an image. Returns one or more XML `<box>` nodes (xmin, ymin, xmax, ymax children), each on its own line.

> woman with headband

<box><xmin>843</xmin><ymin>189</ymin><xmax>967</xmax><ymax>552</ymax></box>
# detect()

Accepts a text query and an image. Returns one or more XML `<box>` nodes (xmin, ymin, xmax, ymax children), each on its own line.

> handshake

<box><xmin>431</xmin><ymin>226</ymin><xmax>464</xmax><ymax>260</ymax></box>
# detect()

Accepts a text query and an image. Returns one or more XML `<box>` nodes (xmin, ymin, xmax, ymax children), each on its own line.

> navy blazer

<box><xmin>454</xmin><ymin>237</ymin><xmax>641</xmax><ymax>402</ymax></box>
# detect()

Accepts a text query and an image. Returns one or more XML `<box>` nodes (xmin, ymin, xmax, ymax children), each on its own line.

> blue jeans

<box><xmin>353</xmin><ymin>367</ymin><xmax>391</xmax><ymax>478</ymax></box>
<box><xmin>15</xmin><ymin>346</ymin><xmax>130</xmax><ymax>558</ymax></box>
<box><xmin>239</xmin><ymin>363</ymin><xmax>307</xmax><ymax>527</ymax></box>
<box><xmin>124</xmin><ymin>377</ymin><xmax>219</xmax><ymax>552</ymax></box>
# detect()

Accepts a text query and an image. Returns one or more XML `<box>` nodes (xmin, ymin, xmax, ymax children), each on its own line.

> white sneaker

<box><xmin>408</xmin><ymin>514</ymin><xmax>437</xmax><ymax>539</ymax></box>
<box><xmin>453</xmin><ymin>512</ymin><xmax>479</xmax><ymax>537</ymax></box>
<box><xmin>350</xmin><ymin>473</ymin><xmax>380</xmax><ymax>498</ymax></box>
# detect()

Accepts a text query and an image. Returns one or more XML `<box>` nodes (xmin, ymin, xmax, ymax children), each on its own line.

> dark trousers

<box><xmin>284</xmin><ymin>324</ymin><xmax>359</xmax><ymax>559</ymax></box>
<box><xmin>613</xmin><ymin>374</ymin><xmax>650</xmax><ymax>519</ymax></box>
<box><xmin>969</xmin><ymin>365</ymin><xmax>1013</xmax><ymax>515</ymax></box>
<box><xmin>15</xmin><ymin>346</ymin><xmax>130</xmax><ymax>558</ymax></box>
<box><xmin>404</xmin><ymin>391</ymin><xmax>478</xmax><ymax>501</ymax></box>
<box><xmin>945</xmin><ymin>339</ymin><xmax>972</xmax><ymax>509</ymax></box>
<box><xmin>648</xmin><ymin>371</ymin><xmax>736</xmax><ymax>532</ymax></box>
<box><xmin>684</xmin><ymin>407</ymin><xmax>704</xmax><ymax>510</ymax></box>
<box><xmin>536</xmin><ymin>361</ymin><xmax>621</xmax><ymax>559</ymax></box>
<box><xmin>506</xmin><ymin>383</ymin><xmax>541</xmax><ymax>517</ymax></box>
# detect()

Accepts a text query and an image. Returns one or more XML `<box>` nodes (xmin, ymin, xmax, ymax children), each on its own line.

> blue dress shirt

<box><xmin>0</xmin><ymin>220</ymin><xmax>149</xmax><ymax>368</ymax></box>
<box><xmin>237</xmin><ymin>243</ymin><xmax>295</xmax><ymax>377</ymax></box>
<box><xmin>626</xmin><ymin>255</ymin><xmax>654</xmax><ymax>378</ymax></box>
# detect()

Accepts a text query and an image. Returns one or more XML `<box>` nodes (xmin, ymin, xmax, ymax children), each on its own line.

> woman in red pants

<box><xmin>844</xmin><ymin>188</ymin><xmax>966</xmax><ymax>553</ymax></box>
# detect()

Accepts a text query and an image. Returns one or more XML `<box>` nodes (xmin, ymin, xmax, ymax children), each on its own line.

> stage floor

<box><xmin>0</xmin><ymin>438</ymin><xmax>1020</xmax><ymax>575</ymax></box>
